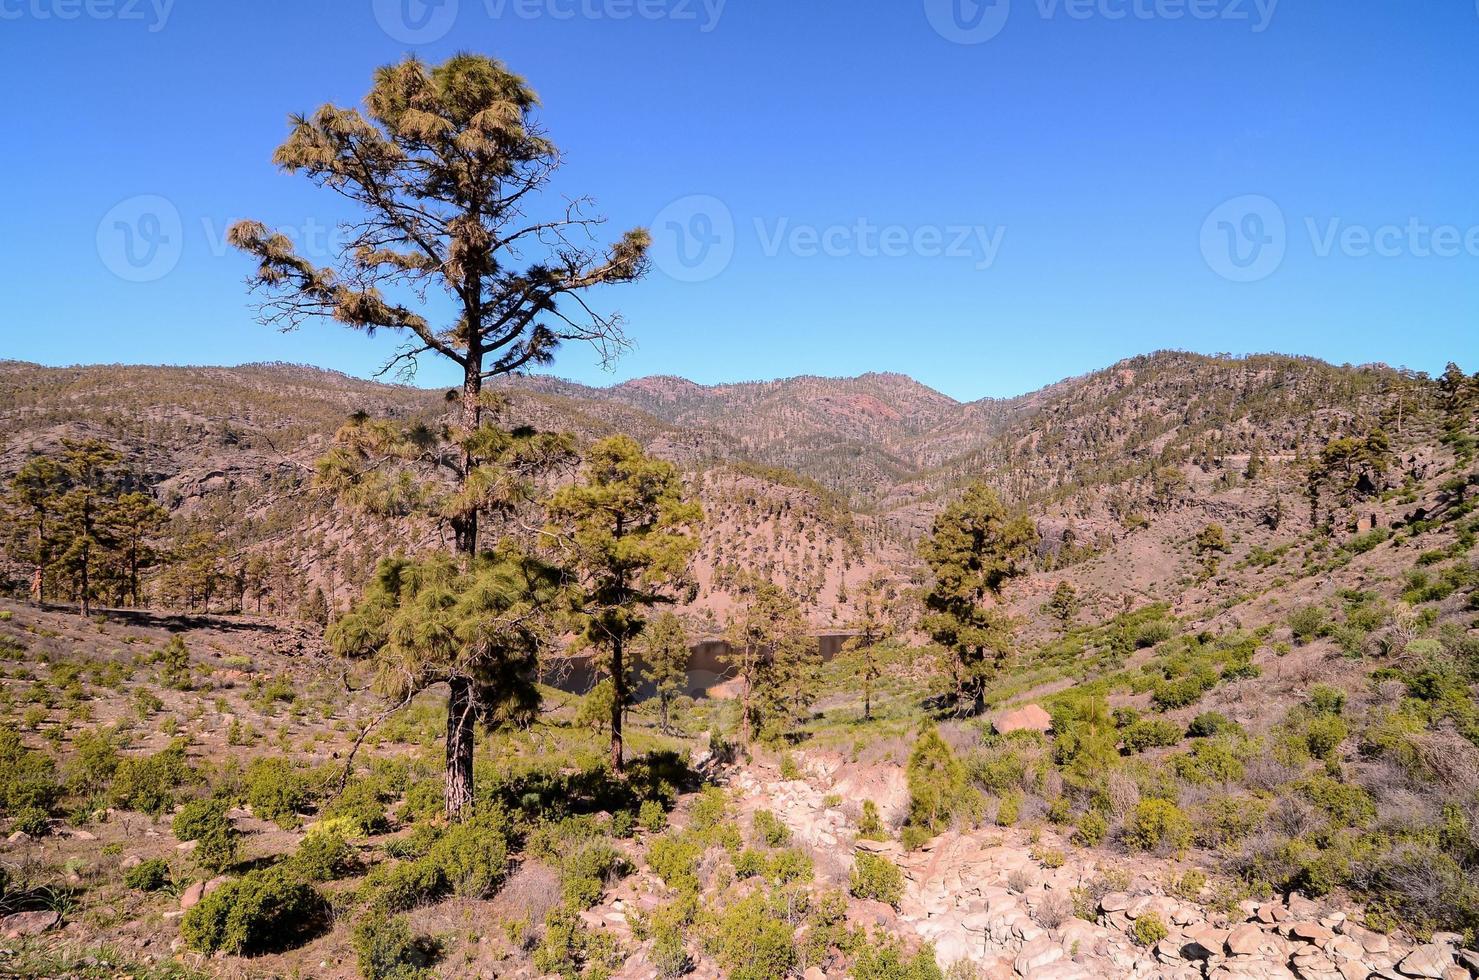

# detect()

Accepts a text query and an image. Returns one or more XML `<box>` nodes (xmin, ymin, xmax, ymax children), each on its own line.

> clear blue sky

<box><xmin>2</xmin><ymin>0</ymin><xmax>1476</xmax><ymax>401</ymax></box>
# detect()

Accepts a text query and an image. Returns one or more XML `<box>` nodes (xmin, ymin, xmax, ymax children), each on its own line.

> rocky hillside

<box><xmin>0</xmin><ymin>352</ymin><xmax>1447</xmax><ymax>629</ymax></box>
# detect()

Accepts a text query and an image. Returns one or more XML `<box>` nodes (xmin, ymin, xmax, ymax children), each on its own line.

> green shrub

<box><xmin>906</xmin><ymin>724</ymin><xmax>977</xmax><ymax>837</ymax></box>
<box><xmin>293</xmin><ymin>829</ymin><xmax>358</xmax><ymax>882</ymax></box>
<box><xmin>1125</xmin><ymin>799</ymin><xmax>1192</xmax><ymax>853</ymax></box>
<box><xmin>180</xmin><ymin>865</ymin><xmax>323</xmax><ymax>955</ymax></box>
<box><xmin>426</xmin><ymin>815</ymin><xmax>509</xmax><ymax>899</ymax></box>
<box><xmin>1194</xmin><ymin>795</ymin><xmax>1265</xmax><ymax>849</ymax></box>
<box><xmin>0</xmin><ymin>725</ymin><xmax>60</xmax><ymax>818</ymax></box>
<box><xmin>1305</xmin><ymin>716</ymin><xmax>1349</xmax><ymax>759</ymax></box>
<box><xmin>1299</xmin><ymin>775</ymin><xmax>1375</xmax><ymax>826</ymax></box>
<box><xmin>1172</xmin><ymin>739</ymin><xmax>1245</xmax><ymax>785</ymax></box>
<box><xmin>994</xmin><ymin>792</ymin><xmax>1020</xmax><ymax>827</ymax></box>
<box><xmin>734</xmin><ymin>848</ymin><xmax>767</xmax><ymax>879</ymax></box>
<box><xmin>1187</xmin><ymin>712</ymin><xmax>1238</xmax><ymax>738</ymax></box>
<box><xmin>172</xmin><ymin>798</ymin><xmax>239</xmax><ymax>874</ymax></box>
<box><xmin>321</xmin><ymin>778</ymin><xmax>390</xmax><ymax>836</ymax></box>
<box><xmin>751</xmin><ymin>809</ymin><xmax>790</xmax><ymax>847</ymax></box>
<box><xmin>1289</xmin><ymin>606</ymin><xmax>1327</xmax><ymax>644</ymax></box>
<box><xmin>123</xmin><ymin>857</ymin><xmax>171</xmax><ymax>892</ymax></box>
<box><xmin>11</xmin><ymin>806</ymin><xmax>49</xmax><ymax>836</ymax></box>
<box><xmin>1073</xmin><ymin>811</ymin><xmax>1108</xmax><ymax>847</ymax></box>
<box><xmin>648</xmin><ymin>835</ymin><xmax>703</xmax><ymax>893</ymax></box>
<box><xmin>1308</xmin><ymin>685</ymin><xmax>1346</xmax><ymax>716</ymax></box>
<box><xmin>109</xmin><ymin>741</ymin><xmax>192</xmax><ymax>816</ymax></box>
<box><xmin>561</xmin><ymin>840</ymin><xmax>623</xmax><ymax>909</ymax></box>
<box><xmin>858</xmin><ymin>799</ymin><xmax>887</xmax><ymax>840</ymax></box>
<box><xmin>244</xmin><ymin>757</ymin><xmax>311</xmax><ymax>828</ymax></box>
<box><xmin>638</xmin><ymin>799</ymin><xmax>668</xmax><ymax>833</ymax></box>
<box><xmin>533</xmin><ymin>906</ymin><xmax>618</xmax><ymax>980</ymax></box>
<box><xmin>713</xmin><ymin>894</ymin><xmax>797</xmax><ymax>980</ymax></box>
<box><xmin>1121</xmin><ymin>719</ymin><xmax>1183</xmax><ymax>753</ymax></box>
<box><xmin>364</xmin><ymin>858</ymin><xmax>446</xmax><ymax>912</ymax></box>
<box><xmin>852</xmin><ymin>940</ymin><xmax>945</xmax><ymax>980</ymax></box>
<box><xmin>352</xmin><ymin>910</ymin><xmax>435</xmax><ymax>980</ymax></box>
<box><xmin>1131</xmin><ymin>912</ymin><xmax>1169</xmax><ymax>946</ymax></box>
<box><xmin>767</xmin><ymin>847</ymin><xmax>813</xmax><ymax>885</ymax></box>
<box><xmin>172</xmin><ymin>798</ymin><xmax>229</xmax><ymax>841</ymax></box>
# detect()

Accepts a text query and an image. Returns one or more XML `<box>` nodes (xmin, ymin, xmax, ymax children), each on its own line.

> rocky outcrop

<box><xmin>994</xmin><ymin>704</ymin><xmax>1053</xmax><ymax>736</ymax></box>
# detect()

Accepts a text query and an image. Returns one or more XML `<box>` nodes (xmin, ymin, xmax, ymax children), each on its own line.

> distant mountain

<box><xmin>0</xmin><ymin>352</ymin><xmax>1441</xmax><ymax>627</ymax></box>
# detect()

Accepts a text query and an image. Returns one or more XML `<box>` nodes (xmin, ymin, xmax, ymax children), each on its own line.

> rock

<box><xmin>203</xmin><ymin>876</ymin><xmax>230</xmax><ymax>898</ymax></box>
<box><xmin>1399</xmin><ymin>945</ymin><xmax>1456</xmax><ymax>979</ymax></box>
<box><xmin>7</xmin><ymin>831</ymin><xmax>32</xmax><ymax>844</ymax></box>
<box><xmin>1099</xmin><ymin>891</ymin><xmax>1132</xmax><ymax>913</ymax></box>
<box><xmin>1</xmin><ymin>910</ymin><xmax>61</xmax><ymax>938</ymax></box>
<box><xmin>1227</xmin><ymin>924</ymin><xmax>1268</xmax><ymax>957</ymax></box>
<box><xmin>1289</xmin><ymin>922</ymin><xmax>1335</xmax><ymax>945</ymax></box>
<box><xmin>120</xmin><ymin>854</ymin><xmax>143</xmax><ymax>870</ymax></box>
<box><xmin>804</xmin><ymin>969</ymin><xmax>826</xmax><ymax>980</ymax></box>
<box><xmin>994</xmin><ymin>703</ymin><xmax>1052</xmax><ymax>735</ymax></box>
<box><xmin>1014</xmin><ymin>936</ymin><xmax>1065</xmax><ymax>974</ymax></box>
<box><xmin>179</xmin><ymin>882</ymin><xmax>205</xmax><ymax>911</ymax></box>
<box><xmin>1433</xmin><ymin>934</ymin><xmax>1463</xmax><ymax>948</ymax></box>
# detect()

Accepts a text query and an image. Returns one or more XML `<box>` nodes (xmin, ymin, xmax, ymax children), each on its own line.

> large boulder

<box><xmin>994</xmin><ymin>703</ymin><xmax>1052</xmax><ymax>735</ymax></box>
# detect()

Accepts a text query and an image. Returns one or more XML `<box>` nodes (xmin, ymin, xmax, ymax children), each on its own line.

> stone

<box><xmin>1099</xmin><ymin>891</ymin><xmax>1132</xmax><ymax>913</ymax></box>
<box><xmin>1</xmin><ymin>910</ymin><xmax>60</xmax><ymax>938</ymax></box>
<box><xmin>994</xmin><ymin>703</ymin><xmax>1053</xmax><ymax>735</ymax></box>
<box><xmin>7</xmin><ymin>831</ymin><xmax>32</xmax><ymax>844</ymax></box>
<box><xmin>1227</xmin><ymin>924</ymin><xmax>1269</xmax><ymax>957</ymax></box>
<box><xmin>179</xmin><ymin>881</ymin><xmax>205</xmax><ymax>911</ymax></box>
<box><xmin>120</xmin><ymin>854</ymin><xmax>143</xmax><ymax>870</ymax></box>
<box><xmin>1433</xmin><ymin>934</ymin><xmax>1463</xmax><ymax>948</ymax></box>
<box><xmin>1399</xmin><ymin>945</ymin><xmax>1457</xmax><ymax>979</ymax></box>
<box><xmin>1289</xmin><ymin>922</ymin><xmax>1335</xmax><ymax>945</ymax></box>
<box><xmin>1014</xmin><ymin>936</ymin><xmax>1065</xmax><ymax>974</ymax></box>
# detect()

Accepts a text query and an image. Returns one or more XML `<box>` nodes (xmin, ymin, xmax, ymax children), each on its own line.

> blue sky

<box><xmin>1</xmin><ymin>0</ymin><xmax>1476</xmax><ymax>401</ymax></box>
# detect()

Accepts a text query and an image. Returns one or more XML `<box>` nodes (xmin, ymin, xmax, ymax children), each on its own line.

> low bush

<box><xmin>712</xmin><ymin>893</ymin><xmax>798</xmax><ymax>980</ymax></box>
<box><xmin>851</xmin><ymin>857</ymin><xmax>905</xmax><ymax>910</ymax></box>
<box><xmin>752</xmin><ymin>809</ymin><xmax>790</xmax><ymax>847</ymax></box>
<box><xmin>1121</xmin><ymin>719</ymin><xmax>1183</xmax><ymax>754</ymax></box>
<box><xmin>243</xmin><ymin>757</ymin><xmax>311</xmax><ymax>828</ymax></box>
<box><xmin>426</xmin><ymin>815</ymin><xmax>509</xmax><ymax>899</ymax></box>
<box><xmin>561</xmin><ymin>840</ymin><xmax>623</xmax><ymax>909</ymax></box>
<box><xmin>123</xmin><ymin>857</ymin><xmax>171</xmax><ymax>892</ymax></box>
<box><xmin>352</xmin><ymin>910</ymin><xmax>436</xmax><ymax>980</ymax></box>
<box><xmin>293</xmin><ymin>829</ymin><xmax>358</xmax><ymax>882</ymax></box>
<box><xmin>1124</xmin><ymin>799</ymin><xmax>1192</xmax><ymax>853</ymax></box>
<box><xmin>180</xmin><ymin>865</ymin><xmax>323</xmax><ymax>955</ymax></box>
<box><xmin>109</xmin><ymin>741</ymin><xmax>192</xmax><ymax>816</ymax></box>
<box><xmin>1131</xmin><ymin>912</ymin><xmax>1169</xmax><ymax>946</ymax></box>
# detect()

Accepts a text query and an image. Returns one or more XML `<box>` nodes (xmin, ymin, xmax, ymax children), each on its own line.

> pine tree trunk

<box><xmin>610</xmin><ymin>636</ymin><xmax>625</xmax><ymax>772</ymax></box>
<box><xmin>445</xmin><ymin>676</ymin><xmax>476</xmax><ymax>820</ymax></box>
<box><xmin>445</xmin><ymin>358</ymin><xmax>483</xmax><ymax>822</ymax></box>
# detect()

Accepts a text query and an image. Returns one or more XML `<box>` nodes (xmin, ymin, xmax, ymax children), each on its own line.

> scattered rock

<box><xmin>179</xmin><ymin>882</ymin><xmax>205</xmax><ymax>911</ymax></box>
<box><xmin>1398</xmin><ymin>945</ymin><xmax>1456</xmax><ymax>979</ymax></box>
<box><xmin>994</xmin><ymin>703</ymin><xmax>1052</xmax><ymax>735</ymax></box>
<box><xmin>1</xmin><ymin>910</ymin><xmax>60</xmax><ymax>939</ymax></box>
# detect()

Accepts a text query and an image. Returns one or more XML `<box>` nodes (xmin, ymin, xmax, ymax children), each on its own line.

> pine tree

<box><xmin>920</xmin><ymin>484</ymin><xmax>1038</xmax><ymax>714</ymax></box>
<box><xmin>724</xmin><ymin>574</ymin><xmax>817</xmax><ymax>744</ymax></box>
<box><xmin>329</xmin><ymin>550</ymin><xmax>563</xmax><ymax>800</ymax></box>
<box><xmin>228</xmin><ymin>53</ymin><xmax>649</xmax><ymax>821</ymax></box>
<box><xmin>639</xmin><ymin>612</ymin><xmax>690</xmax><ymax>736</ymax></box>
<box><xmin>103</xmin><ymin>492</ymin><xmax>170</xmax><ymax>607</ymax></box>
<box><xmin>840</xmin><ymin>573</ymin><xmax>898</xmax><ymax>722</ymax></box>
<box><xmin>53</xmin><ymin>440</ymin><xmax>126</xmax><ymax>617</ymax></box>
<box><xmin>5</xmin><ymin>456</ymin><xmax>65</xmax><ymax>604</ymax></box>
<box><xmin>547</xmin><ymin>437</ymin><xmax>701</xmax><ymax>771</ymax></box>
<box><xmin>1045</xmin><ymin>581</ymin><xmax>1079</xmax><ymax>634</ymax></box>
